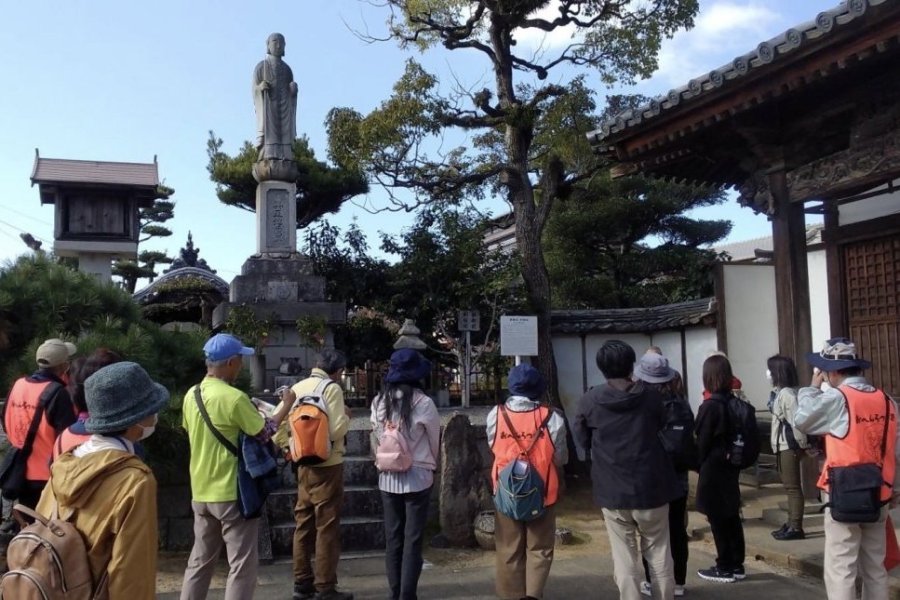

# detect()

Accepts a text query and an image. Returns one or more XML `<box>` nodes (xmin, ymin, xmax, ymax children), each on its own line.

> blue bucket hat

<box><xmin>384</xmin><ymin>349</ymin><xmax>431</xmax><ymax>384</ymax></box>
<box><xmin>204</xmin><ymin>333</ymin><xmax>255</xmax><ymax>362</ymax></box>
<box><xmin>508</xmin><ymin>364</ymin><xmax>546</xmax><ymax>399</ymax></box>
<box><xmin>84</xmin><ymin>362</ymin><xmax>169</xmax><ymax>434</ymax></box>
<box><xmin>806</xmin><ymin>337</ymin><xmax>871</xmax><ymax>372</ymax></box>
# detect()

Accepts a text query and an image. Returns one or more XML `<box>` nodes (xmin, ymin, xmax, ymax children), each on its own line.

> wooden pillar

<box><xmin>823</xmin><ymin>205</ymin><xmax>845</xmax><ymax>338</ymax></box>
<box><xmin>769</xmin><ymin>169</ymin><xmax>813</xmax><ymax>376</ymax></box>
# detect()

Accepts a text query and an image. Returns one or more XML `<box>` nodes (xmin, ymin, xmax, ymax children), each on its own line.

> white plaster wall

<box><xmin>839</xmin><ymin>179</ymin><xmax>900</xmax><ymax>225</ymax></box>
<box><xmin>684</xmin><ymin>327</ymin><xmax>719</xmax><ymax>414</ymax></box>
<box><xmin>552</xmin><ymin>335</ymin><xmax>586</xmax><ymax>416</ymax></box>
<box><xmin>647</xmin><ymin>330</ymin><xmax>683</xmax><ymax>369</ymax></box>
<box><xmin>722</xmin><ymin>264</ymin><xmax>779</xmax><ymax>410</ymax></box>
<box><xmin>807</xmin><ymin>248</ymin><xmax>831</xmax><ymax>349</ymax></box>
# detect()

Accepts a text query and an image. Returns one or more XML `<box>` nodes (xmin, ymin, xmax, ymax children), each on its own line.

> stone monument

<box><xmin>213</xmin><ymin>33</ymin><xmax>345</xmax><ymax>392</ymax></box>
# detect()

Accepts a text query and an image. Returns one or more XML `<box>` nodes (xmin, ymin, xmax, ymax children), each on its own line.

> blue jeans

<box><xmin>381</xmin><ymin>486</ymin><xmax>432</xmax><ymax>600</ymax></box>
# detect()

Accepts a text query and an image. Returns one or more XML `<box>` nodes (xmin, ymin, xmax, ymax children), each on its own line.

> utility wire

<box><xmin>0</xmin><ymin>204</ymin><xmax>52</xmax><ymax>227</ymax></box>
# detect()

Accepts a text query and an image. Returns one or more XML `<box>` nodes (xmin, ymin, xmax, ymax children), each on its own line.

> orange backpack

<box><xmin>288</xmin><ymin>378</ymin><xmax>335</xmax><ymax>465</ymax></box>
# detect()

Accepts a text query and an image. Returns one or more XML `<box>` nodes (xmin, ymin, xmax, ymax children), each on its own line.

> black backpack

<box><xmin>658</xmin><ymin>395</ymin><xmax>699</xmax><ymax>472</ymax></box>
<box><xmin>723</xmin><ymin>392</ymin><xmax>760</xmax><ymax>469</ymax></box>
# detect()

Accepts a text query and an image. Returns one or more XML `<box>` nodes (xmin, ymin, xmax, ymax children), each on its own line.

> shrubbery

<box><xmin>0</xmin><ymin>254</ymin><xmax>209</xmax><ymax>483</ymax></box>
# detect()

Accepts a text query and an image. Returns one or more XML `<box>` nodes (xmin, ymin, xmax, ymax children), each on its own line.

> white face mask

<box><xmin>765</xmin><ymin>369</ymin><xmax>773</xmax><ymax>385</ymax></box>
<box><xmin>138</xmin><ymin>415</ymin><xmax>158</xmax><ymax>441</ymax></box>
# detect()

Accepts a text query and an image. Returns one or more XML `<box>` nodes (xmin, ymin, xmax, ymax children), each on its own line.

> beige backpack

<box><xmin>0</xmin><ymin>503</ymin><xmax>106</xmax><ymax>599</ymax></box>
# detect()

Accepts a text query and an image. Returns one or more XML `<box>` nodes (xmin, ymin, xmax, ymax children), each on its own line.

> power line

<box><xmin>0</xmin><ymin>218</ymin><xmax>50</xmax><ymax>244</ymax></box>
<box><xmin>0</xmin><ymin>204</ymin><xmax>52</xmax><ymax>227</ymax></box>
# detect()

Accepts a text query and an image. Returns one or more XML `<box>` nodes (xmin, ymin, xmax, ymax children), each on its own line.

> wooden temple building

<box><xmin>589</xmin><ymin>0</ymin><xmax>900</xmax><ymax>397</ymax></box>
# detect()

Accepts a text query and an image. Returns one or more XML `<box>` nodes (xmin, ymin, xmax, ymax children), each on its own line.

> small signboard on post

<box><xmin>458</xmin><ymin>310</ymin><xmax>480</xmax><ymax>332</ymax></box>
<box><xmin>500</xmin><ymin>316</ymin><xmax>538</xmax><ymax>357</ymax></box>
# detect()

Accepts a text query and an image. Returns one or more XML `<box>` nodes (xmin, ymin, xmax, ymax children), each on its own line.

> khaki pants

<box><xmin>493</xmin><ymin>505</ymin><xmax>556</xmax><ymax>600</ymax></box>
<box><xmin>603</xmin><ymin>505</ymin><xmax>674</xmax><ymax>600</ymax></box>
<box><xmin>824</xmin><ymin>507</ymin><xmax>888</xmax><ymax>600</ymax></box>
<box><xmin>180</xmin><ymin>501</ymin><xmax>259</xmax><ymax>600</ymax></box>
<box><xmin>293</xmin><ymin>463</ymin><xmax>344</xmax><ymax>592</ymax></box>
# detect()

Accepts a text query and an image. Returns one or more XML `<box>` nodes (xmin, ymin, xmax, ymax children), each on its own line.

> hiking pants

<box><xmin>180</xmin><ymin>500</ymin><xmax>259</xmax><ymax>600</ymax></box>
<box><xmin>603</xmin><ymin>504</ymin><xmax>674</xmax><ymax>600</ymax></box>
<box><xmin>494</xmin><ymin>504</ymin><xmax>556</xmax><ymax>599</ymax></box>
<box><xmin>293</xmin><ymin>463</ymin><xmax>344</xmax><ymax>593</ymax></box>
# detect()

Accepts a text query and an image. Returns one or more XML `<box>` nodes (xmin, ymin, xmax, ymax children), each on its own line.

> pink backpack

<box><xmin>375</xmin><ymin>420</ymin><xmax>413</xmax><ymax>473</ymax></box>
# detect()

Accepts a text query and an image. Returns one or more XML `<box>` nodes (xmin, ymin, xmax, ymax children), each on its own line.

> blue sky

<box><xmin>0</xmin><ymin>1</ymin><xmax>837</xmax><ymax>283</ymax></box>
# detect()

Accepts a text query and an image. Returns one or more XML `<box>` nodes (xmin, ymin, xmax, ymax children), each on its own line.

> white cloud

<box><xmin>651</xmin><ymin>1</ymin><xmax>781</xmax><ymax>89</ymax></box>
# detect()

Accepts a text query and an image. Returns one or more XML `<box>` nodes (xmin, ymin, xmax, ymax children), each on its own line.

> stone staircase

<box><xmin>265</xmin><ymin>427</ymin><xmax>385</xmax><ymax>556</ymax></box>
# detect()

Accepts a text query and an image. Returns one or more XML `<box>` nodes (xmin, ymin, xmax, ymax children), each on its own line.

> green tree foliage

<box><xmin>206</xmin><ymin>133</ymin><xmax>369</xmax><ymax>229</ymax></box>
<box><xmin>112</xmin><ymin>188</ymin><xmax>176</xmax><ymax>293</ymax></box>
<box><xmin>545</xmin><ymin>175</ymin><xmax>731</xmax><ymax>308</ymax></box>
<box><xmin>379</xmin><ymin>205</ymin><xmax>521</xmax><ymax>360</ymax></box>
<box><xmin>301</xmin><ymin>221</ymin><xmax>395</xmax><ymax>367</ymax></box>
<box><xmin>326</xmin><ymin>0</ymin><xmax>699</xmax><ymax>404</ymax></box>
<box><xmin>0</xmin><ymin>254</ymin><xmax>207</xmax><ymax>482</ymax></box>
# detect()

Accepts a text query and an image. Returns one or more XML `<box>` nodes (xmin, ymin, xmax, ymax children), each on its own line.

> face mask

<box><xmin>765</xmin><ymin>369</ymin><xmax>773</xmax><ymax>385</ymax></box>
<box><xmin>138</xmin><ymin>415</ymin><xmax>158</xmax><ymax>440</ymax></box>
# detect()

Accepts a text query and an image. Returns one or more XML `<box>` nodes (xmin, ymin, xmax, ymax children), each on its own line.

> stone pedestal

<box><xmin>214</xmin><ymin>254</ymin><xmax>345</xmax><ymax>392</ymax></box>
<box><xmin>256</xmin><ymin>180</ymin><xmax>297</xmax><ymax>257</ymax></box>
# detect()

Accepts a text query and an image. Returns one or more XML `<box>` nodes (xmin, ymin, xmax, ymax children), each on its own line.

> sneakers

<box><xmin>293</xmin><ymin>580</ymin><xmax>315</xmax><ymax>600</ymax></box>
<box><xmin>772</xmin><ymin>526</ymin><xmax>805</xmax><ymax>541</ymax></box>
<box><xmin>315</xmin><ymin>590</ymin><xmax>354</xmax><ymax>600</ymax></box>
<box><xmin>732</xmin><ymin>566</ymin><xmax>746</xmax><ymax>581</ymax></box>
<box><xmin>697</xmin><ymin>566</ymin><xmax>735</xmax><ymax>583</ymax></box>
<box><xmin>640</xmin><ymin>580</ymin><xmax>685</xmax><ymax>596</ymax></box>
<box><xmin>771</xmin><ymin>523</ymin><xmax>789</xmax><ymax>537</ymax></box>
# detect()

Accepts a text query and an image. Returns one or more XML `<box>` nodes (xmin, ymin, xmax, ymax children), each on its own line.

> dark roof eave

<box><xmin>588</xmin><ymin>0</ymin><xmax>891</xmax><ymax>148</ymax></box>
<box><xmin>550</xmin><ymin>297</ymin><xmax>717</xmax><ymax>335</ymax></box>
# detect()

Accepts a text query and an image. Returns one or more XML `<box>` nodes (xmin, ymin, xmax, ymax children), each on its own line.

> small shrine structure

<box><xmin>30</xmin><ymin>150</ymin><xmax>165</xmax><ymax>281</ymax></box>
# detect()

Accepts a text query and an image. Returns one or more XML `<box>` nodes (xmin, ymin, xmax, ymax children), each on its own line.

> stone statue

<box><xmin>253</xmin><ymin>33</ymin><xmax>298</xmax><ymax>164</ymax></box>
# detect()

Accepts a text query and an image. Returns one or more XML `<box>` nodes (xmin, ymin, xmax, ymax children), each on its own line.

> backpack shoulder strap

<box><xmin>880</xmin><ymin>392</ymin><xmax>891</xmax><ymax>463</ymax></box>
<box><xmin>193</xmin><ymin>386</ymin><xmax>238</xmax><ymax>457</ymax></box>
<box><xmin>500</xmin><ymin>404</ymin><xmax>552</xmax><ymax>457</ymax></box>
<box><xmin>20</xmin><ymin>381</ymin><xmax>61</xmax><ymax>458</ymax></box>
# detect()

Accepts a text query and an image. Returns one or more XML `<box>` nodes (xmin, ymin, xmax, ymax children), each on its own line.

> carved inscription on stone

<box><xmin>266</xmin><ymin>188</ymin><xmax>290</xmax><ymax>249</ymax></box>
<box><xmin>267</xmin><ymin>280</ymin><xmax>298</xmax><ymax>302</ymax></box>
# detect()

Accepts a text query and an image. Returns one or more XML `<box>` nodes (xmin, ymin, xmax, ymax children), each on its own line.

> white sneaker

<box><xmin>674</xmin><ymin>584</ymin><xmax>685</xmax><ymax>596</ymax></box>
<box><xmin>640</xmin><ymin>581</ymin><xmax>652</xmax><ymax>597</ymax></box>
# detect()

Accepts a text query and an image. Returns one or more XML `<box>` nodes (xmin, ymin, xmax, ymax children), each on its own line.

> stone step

<box><xmin>345</xmin><ymin>428</ymin><xmax>372</xmax><ymax>456</ymax></box>
<box><xmin>278</xmin><ymin>455</ymin><xmax>379</xmax><ymax>488</ymax></box>
<box><xmin>266</xmin><ymin>485</ymin><xmax>384</xmax><ymax>524</ymax></box>
<box><xmin>271</xmin><ymin>516</ymin><xmax>385</xmax><ymax>554</ymax></box>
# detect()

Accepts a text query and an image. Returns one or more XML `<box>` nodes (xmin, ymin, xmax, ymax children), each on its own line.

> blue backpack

<box><xmin>493</xmin><ymin>406</ymin><xmax>553</xmax><ymax>522</ymax></box>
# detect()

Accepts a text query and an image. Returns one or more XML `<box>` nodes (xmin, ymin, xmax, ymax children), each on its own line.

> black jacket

<box><xmin>572</xmin><ymin>380</ymin><xmax>681</xmax><ymax>509</ymax></box>
<box><xmin>694</xmin><ymin>393</ymin><xmax>742</xmax><ymax>517</ymax></box>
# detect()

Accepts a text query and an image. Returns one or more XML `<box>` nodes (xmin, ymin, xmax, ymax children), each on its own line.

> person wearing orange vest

<box><xmin>487</xmin><ymin>364</ymin><xmax>567</xmax><ymax>600</ymax></box>
<box><xmin>2</xmin><ymin>338</ymin><xmax>77</xmax><ymax>509</ymax></box>
<box><xmin>794</xmin><ymin>337</ymin><xmax>900</xmax><ymax>600</ymax></box>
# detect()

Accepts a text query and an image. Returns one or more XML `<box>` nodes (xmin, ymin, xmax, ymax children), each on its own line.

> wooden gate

<box><xmin>843</xmin><ymin>233</ymin><xmax>900</xmax><ymax>398</ymax></box>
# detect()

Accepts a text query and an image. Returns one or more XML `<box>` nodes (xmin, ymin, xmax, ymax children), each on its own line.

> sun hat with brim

<box><xmin>204</xmin><ymin>333</ymin><xmax>255</xmax><ymax>361</ymax></box>
<box><xmin>384</xmin><ymin>348</ymin><xmax>431</xmax><ymax>384</ymax></box>
<box><xmin>806</xmin><ymin>337</ymin><xmax>872</xmax><ymax>372</ymax></box>
<box><xmin>508</xmin><ymin>364</ymin><xmax>546</xmax><ymax>399</ymax></box>
<box><xmin>36</xmin><ymin>338</ymin><xmax>77</xmax><ymax>368</ymax></box>
<box><xmin>84</xmin><ymin>361</ymin><xmax>169</xmax><ymax>434</ymax></box>
<box><xmin>634</xmin><ymin>353</ymin><xmax>676</xmax><ymax>384</ymax></box>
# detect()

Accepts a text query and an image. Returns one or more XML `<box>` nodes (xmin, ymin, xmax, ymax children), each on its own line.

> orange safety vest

<box><xmin>52</xmin><ymin>427</ymin><xmax>91</xmax><ymax>461</ymax></box>
<box><xmin>818</xmin><ymin>385</ymin><xmax>897</xmax><ymax>501</ymax></box>
<box><xmin>491</xmin><ymin>405</ymin><xmax>559</xmax><ymax>507</ymax></box>
<box><xmin>3</xmin><ymin>378</ymin><xmax>61</xmax><ymax>482</ymax></box>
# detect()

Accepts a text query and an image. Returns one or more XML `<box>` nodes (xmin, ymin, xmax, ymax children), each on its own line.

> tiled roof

<box><xmin>714</xmin><ymin>224</ymin><xmax>824</xmax><ymax>262</ymax></box>
<box><xmin>551</xmin><ymin>297</ymin><xmax>717</xmax><ymax>335</ymax></box>
<box><xmin>31</xmin><ymin>156</ymin><xmax>159</xmax><ymax>188</ymax></box>
<box><xmin>588</xmin><ymin>0</ymin><xmax>889</xmax><ymax>146</ymax></box>
<box><xmin>133</xmin><ymin>267</ymin><xmax>229</xmax><ymax>304</ymax></box>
